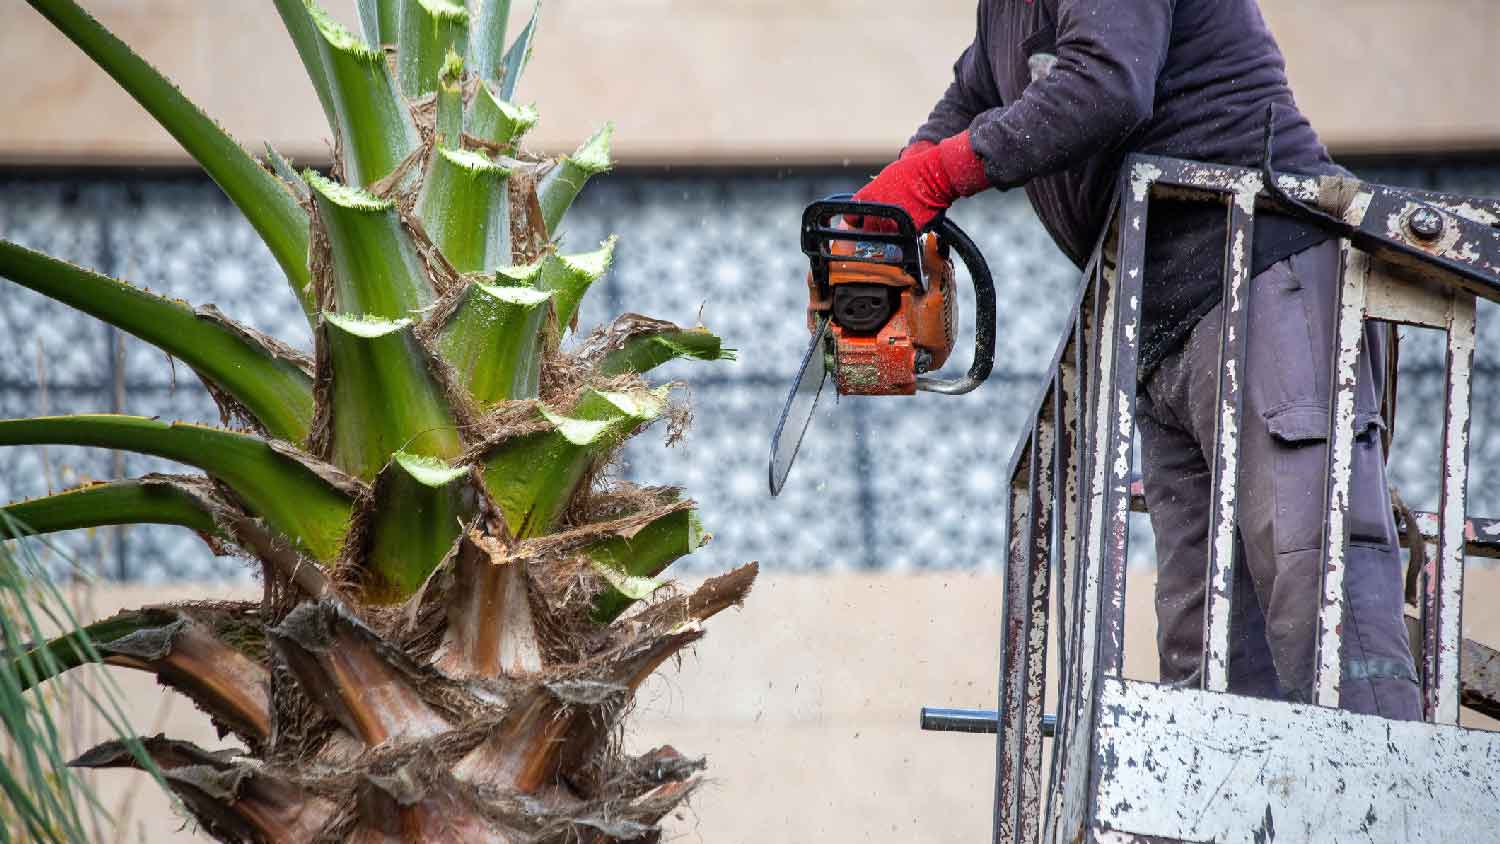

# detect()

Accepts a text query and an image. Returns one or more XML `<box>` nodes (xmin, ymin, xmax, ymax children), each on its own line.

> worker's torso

<box><xmin>978</xmin><ymin>0</ymin><xmax>1342</xmax><ymax>374</ymax></box>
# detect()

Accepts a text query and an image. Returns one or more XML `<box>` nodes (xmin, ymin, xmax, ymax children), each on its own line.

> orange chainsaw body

<box><xmin>771</xmin><ymin>197</ymin><xmax>995</xmax><ymax>496</ymax></box>
<box><xmin>806</xmin><ymin>233</ymin><xmax>957</xmax><ymax>396</ymax></box>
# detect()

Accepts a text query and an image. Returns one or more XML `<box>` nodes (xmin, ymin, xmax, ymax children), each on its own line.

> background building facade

<box><xmin>1</xmin><ymin>4</ymin><xmax>1498</xmax><ymax>842</ymax></box>
<box><xmin>4</xmin><ymin>1</ymin><xmax>1500</xmax><ymax>581</ymax></box>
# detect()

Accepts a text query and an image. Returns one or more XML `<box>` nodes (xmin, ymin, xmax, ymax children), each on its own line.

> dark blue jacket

<box><xmin>912</xmin><ymin>0</ymin><xmax>1341</xmax><ymax>374</ymax></box>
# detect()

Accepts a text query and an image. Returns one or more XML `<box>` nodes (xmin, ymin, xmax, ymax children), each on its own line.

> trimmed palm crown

<box><xmin>1</xmin><ymin>1</ymin><xmax>754</xmax><ymax>841</ymax></box>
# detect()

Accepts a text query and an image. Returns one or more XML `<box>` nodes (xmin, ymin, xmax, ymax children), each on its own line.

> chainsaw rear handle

<box><xmin>919</xmin><ymin>216</ymin><xmax>995</xmax><ymax>395</ymax></box>
<box><xmin>801</xmin><ymin>196</ymin><xmax>996</xmax><ymax>395</ymax></box>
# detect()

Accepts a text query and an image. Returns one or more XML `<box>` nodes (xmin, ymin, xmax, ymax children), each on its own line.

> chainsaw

<box><xmin>768</xmin><ymin>196</ymin><xmax>997</xmax><ymax>496</ymax></box>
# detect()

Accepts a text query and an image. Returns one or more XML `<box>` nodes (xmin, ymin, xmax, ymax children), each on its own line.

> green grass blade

<box><xmin>362</xmin><ymin>452</ymin><xmax>472</xmax><ymax>602</ymax></box>
<box><xmin>0</xmin><ymin>241</ymin><xmax>316</xmax><ymax>443</ymax></box>
<box><xmin>417</xmin><ymin>147</ymin><xmax>512</xmax><ymax>274</ymax></box>
<box><xmin>271</xmin><ymin>0</ymin><xmax>337</xmax><ymax>134</ymax></box>
<box><xmin>0</xmin><ymin>416</ymin><xmax>353</xmax><ymax>562</ymax></box>
<box><xmin>596</xmin><ymin>325</ymin><xmax>735</xmax><ymax>377</ymax></box>
<box><xmin>482</xmin><ymin>386</ymin><xmax>667</xmax><ymax>537</ymax></box>
<box><xmin>323</xmin><ymin>313</ymin><xmax>464</xmax><ymax>481</ymax></box>
<box><xmin>497</xmin><ymin>1</ymin><xmax>540</xmax><ymax>100</ymax></box>
<box><xmin>467</xmin><ymin>83</ymin><xmax>538</xmax><ymax>150</ymax></box>
<box><xmin>539</xmin><ymin>237</ymin><xmax>615</xmax><ymax>336</ymax></box>
<box><xmin>307</xmin><ymin>172</ymin><xmax>434</xmax><ymax>319</ymax></box>
<box><xmin>467</xmin><ymin>0</ymin><xmax>511</xmax><ymax>81</ymax></box>
<box><xmin>538</xmin><ymin>124</ymin><xmax>613</xmax><ymax>234</ymax></box>
<box><xmin>3</xmin><ymin>479</ymin><xmax>217</xmax><ymax>538</ymax></box>
<box><xmin>0</xmin><ymin>514</ymin><xmax>172</xmax><ymax>842</ymax></box>
<box><xmin>397</xmin><ymin>0</ymin><xmax>470</xmax><ymax>98</ymax></box>
<box><xmin>436</xmin><ymin>282</ymin><xmax>552</xmax><ymax>405</ymax></box>
<box><xmin>24</xmin><ymin>0</ymin><xmax>315</xmax><ymax>322</ymax></box>
<box><xmin>588</xmin><ymin>508</ymin><xmax>706</xmax><ymax>622</ymax></box>
<box><xmin>305</xmin><ymin>1</ymin><xmax>418</xmax><ymax>186</ymax></box>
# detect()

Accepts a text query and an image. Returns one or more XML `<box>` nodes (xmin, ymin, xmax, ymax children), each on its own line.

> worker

<box><xmin>853</xmin><ymin>0</ymin><xmax>1419</xmax><ymax>717</ymax></box>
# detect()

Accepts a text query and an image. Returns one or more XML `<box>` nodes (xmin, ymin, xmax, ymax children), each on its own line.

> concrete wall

<box><xmin>2</xmin><ymin>1</ymin><xmax>1497</xmax><ymax>166</ymax></box>
<box><xmin>52</xmin><ymin>570</ymin><xmax>1500</xmax><ymax>843</ymax></box>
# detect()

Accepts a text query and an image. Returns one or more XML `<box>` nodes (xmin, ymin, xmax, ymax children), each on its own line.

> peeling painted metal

<box><xmin>1054</xmin><ymin>253</ymin><xmax>1119</xmax><ymax>844</ymax></box>
<box><xmin>1313</xmin><ymin>241</ymin><xmax>1368</xmax><ymax>708</ymax></box>
<box><xmin>954</xmin><ymin>155</ymin><xmax>1500</xmax><ymax>844</ymax></box>
<box><xmin>1203</xmin><ymin>205</ymin><xmax>1254</xmax><ymax>692</ymax></box>
<box><xmin>1429</xmin><ymin>293</ymin><xmax>1475</xmax><ymax>724</ymax></box>
<box><xmin>1093</xmin><ymin>678</ymin><xmax>1500</xmax><ymax>843</ymax></box>
<box><xmin>1019</xmin><ymin>415</ymin><xmax>1057</xmax><ymax>844</ymax></box>
<box><xmin>996</xmin><ymin>440</ymin><xmax>1034</xmax><ymax>844</ymax></box>
<box><xmin>1130</xmin><ymin>162</ymin><xmax>1163</xmax><ymax>202</ymax></box>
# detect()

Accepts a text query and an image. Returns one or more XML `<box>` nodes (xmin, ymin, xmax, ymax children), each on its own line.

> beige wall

<box><xmin>1</xmin><ymin>1</ymin><xmax>1497</xmax><ymax>167</ymax></box>
<box><xmin>47</xmin><ymin>569</ymin><xmax>1500</xmax><ymax>843</ymax></box>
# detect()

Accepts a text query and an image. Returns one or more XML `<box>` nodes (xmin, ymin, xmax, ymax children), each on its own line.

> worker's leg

<box><xmin>1234</xmin><ymin>241</ymin><xmax>1421</xmax><ymax>717</ymax></box>
<box><xmin>1140</xmin><ymin>326</ymin><xmax>1278</xmax><ymax>697</ymax></box>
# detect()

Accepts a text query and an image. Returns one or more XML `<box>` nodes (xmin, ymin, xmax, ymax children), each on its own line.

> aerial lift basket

<box><xmin>923</xmin><ymin>154</ymin><xmax>1500</xmax><ymax>844</ymax></box>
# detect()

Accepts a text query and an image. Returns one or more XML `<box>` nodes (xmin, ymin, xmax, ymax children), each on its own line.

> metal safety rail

<box><xmin>923</xmin><ymin>155</ymin><xmax>1500</xmax><ymax>844</ymax></box>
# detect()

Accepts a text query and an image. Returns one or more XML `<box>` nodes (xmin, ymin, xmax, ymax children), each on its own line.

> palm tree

<box><xmin>0</xmin><ymin>1</ymin><xmax>754</xmax><ymax>840</ymax></box>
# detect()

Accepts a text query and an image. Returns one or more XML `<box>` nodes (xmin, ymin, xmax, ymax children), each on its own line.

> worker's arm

<box><xmin>908</xmin><ymin>33</ymin><xmax>1001</xmax><ymax>153</ymax></box>
<box><xmin>969</xmin><ymin>0</ymin><xmax>1175</xmax><ymax>189</ymax></box>
<box><xmin>855</xmin><ymin>0</ymin><xmax>1174</xmax><ymax>228</ymax></box>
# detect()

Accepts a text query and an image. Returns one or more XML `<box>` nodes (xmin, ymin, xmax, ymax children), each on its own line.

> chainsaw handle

<box><xmin>918</xmin><ymin>216</ymin><xmax>995</xmax><ymax>396</ymax></box>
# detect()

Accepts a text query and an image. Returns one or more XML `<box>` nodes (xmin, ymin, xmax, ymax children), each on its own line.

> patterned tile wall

<box><xmin>1</xmin><ymin>164</ymin><xmax>1497</xmax><ymax>581</ymax></box>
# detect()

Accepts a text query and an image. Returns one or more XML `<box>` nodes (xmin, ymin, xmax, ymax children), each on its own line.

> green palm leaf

<box><xmin>25</xmin><ymin>0</ymin><xmax>315</xmax><ymax>322</ymax></box>
<box><xmin>0</xmin><ymin>242</ymin><xmax>315</xmax><ymax>443</ymax></box>
<box><xmin>0</xmin><ymin>416</ymin><xmax>354</xmax><ymax>562</ymax></box>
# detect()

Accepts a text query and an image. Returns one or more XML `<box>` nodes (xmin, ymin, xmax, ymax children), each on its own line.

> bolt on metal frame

<box><xmin>923</xmin><ymin>154</ymin><xmax>1500</xmax><ymax>843</ymax></box>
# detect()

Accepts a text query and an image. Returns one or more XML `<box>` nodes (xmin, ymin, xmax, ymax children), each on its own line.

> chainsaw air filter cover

<box><xmin>798</xmin><ymin>196</ymin><xmax>995</xmax><ymax>398</ymax></box>
<box><xmin>807</xmin><ymin>231</ymin><xmax>958</xmax><ymax>394</ymax></box>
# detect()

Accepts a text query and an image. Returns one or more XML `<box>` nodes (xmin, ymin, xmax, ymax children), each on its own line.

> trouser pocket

<box><xmin>1268</xmin><ymin>428</ymin><xmax>1395</xmax><ymax>553</ymax></box>
<box><xmin>1252</xmin><ymin>242</ymin><xmax>1394</xmax><ymax>553</ymax></box>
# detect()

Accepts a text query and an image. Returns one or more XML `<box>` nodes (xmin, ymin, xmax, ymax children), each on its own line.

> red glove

<box><xmin>900</xmin><ymin>140</ymin><xmax>936</xmax><ymax>160</ymax></box>
<box><xmin>852</xmin><ymin>131</ymin><xmax>990</xmax><ymax>230</ymax></box>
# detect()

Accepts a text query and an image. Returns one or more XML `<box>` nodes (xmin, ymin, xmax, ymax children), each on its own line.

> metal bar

<box><xmin>1078</xmin><ymin>166</ymin><xmax>1147</xmax><ymax>836</ymax></box>
<box><xmin>1141</xmin><ymin>156</ymin><xmax>1319</xmax><ymax>206</ymax></box>
<box><xmin>1094</xmin><ymin>164</ymin><xmax>1150</xmax><ymax>680</ymax></box>
<box><xmin>1019</xmin><ymin>409</ymin><xmax>1058</xmax><ymax>844</ymax></box>
<box><xmin>921</xmin><ymin>707</ymin><xmax>1057</xmax><ymax>737</ymax></box>
<box><xmin>994</xmin><ymin>435</ymin><xmax>1035</xmax><ymax>844</ymax></box>
<box><xmin>1055</xmin><ymin>235</ymin><xmax>1120</xmax><ymax>844</ymax></box>
<box><xmin>1139</xmin><ymin>153</ymin><xmax>1500</xmax><ymax>303</ymax></box>
<box><xmin>1046</xmin><ymin>283</ymin><xmax>1095</xmax><ymax>844</ymax></box>
<box><xmin>1201</xmin><ymin>190</ymin><xmax>1257</xmax><ymax>692</ymax></box>
<box><xmin>1043</xmin><ymin>357</ymin><xmax>1079</xmax><ymax>841</ymax></box>
<box><xmin>1428</xmin><ymin>293</ymin><xmax>1476</xmax><ymax>724</ymax></box>
<box><xmin>1314</xmin><ymin>240</ymin><xmax>1370</xmax><ymax>708</ymax></box>
<box><xmin>1406</xmin><ymin>512</ymin><xmax>1500</xmax><ymax>559</ymax></box>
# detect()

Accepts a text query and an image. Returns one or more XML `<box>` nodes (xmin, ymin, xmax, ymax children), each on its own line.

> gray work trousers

<box><xmin>1138</xmin><ymin>239</ymin><xmax>1421</xmax><ymax>718</ymax></box>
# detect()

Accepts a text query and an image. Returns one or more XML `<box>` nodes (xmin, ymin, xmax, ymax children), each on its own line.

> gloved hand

<box><xmin>851</xmin><ymin>131</ymin><xmax>990</xmax><ymax>231</ymax></box>
<box><xmin>900</xmin><ymin>140</ymin><xmax>936</xmax><ymax>159</ymax></box>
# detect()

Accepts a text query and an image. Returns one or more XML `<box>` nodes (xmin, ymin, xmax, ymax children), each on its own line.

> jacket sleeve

<box><xmin>909</xmin><ymin>7</ymin><xmax>1002</xmax><ymax>150</ymax></box>
<box><xmin>971</xmin><ymin>0</ymin><xmax>1175</xmax><ymax>189</ymax></box>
